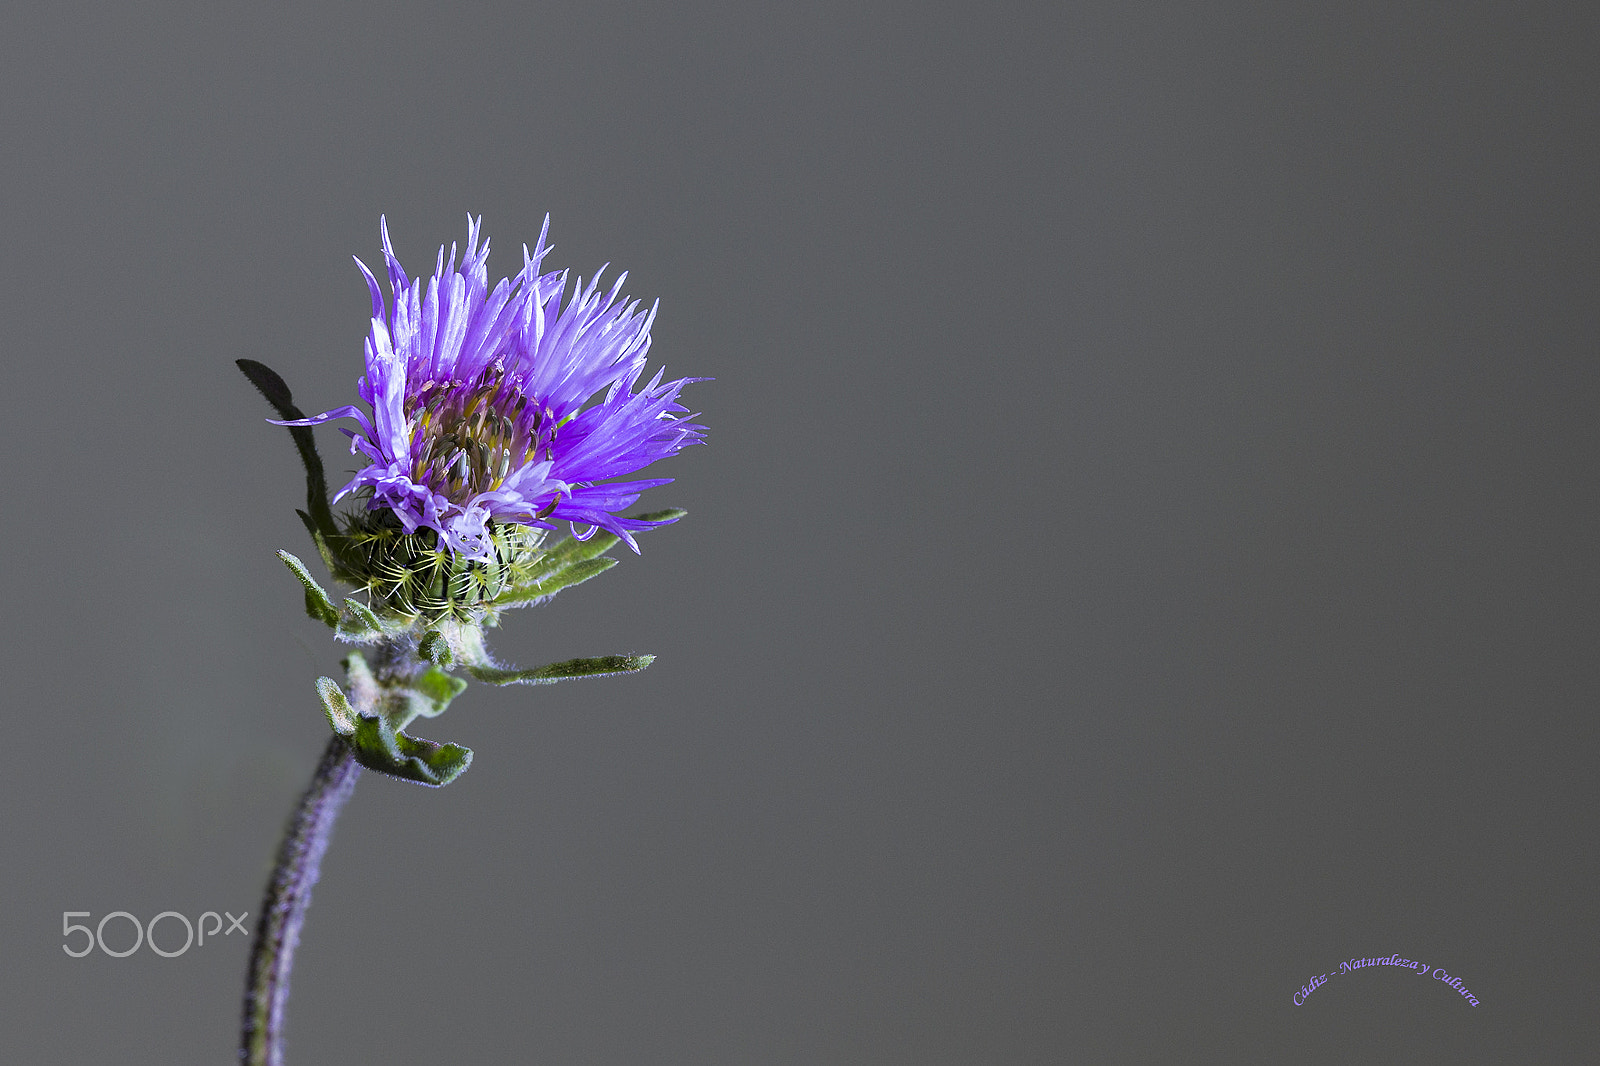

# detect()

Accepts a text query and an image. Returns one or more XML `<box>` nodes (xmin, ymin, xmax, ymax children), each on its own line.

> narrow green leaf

<box><xmin>236</xmin><ymin>357</ymin><xmax>295</xmax><ymax>411</ymax></box>
<box><xmin>277</xmin><ymin>550</ymin><xmax>339</xmax><ymax>627</ymax></box>
<box><xmin>315</xmin><ymin>677</ymin><xmax>357</xmax><ymax>735</ymax></box>
<box><xmin>411</xmin><ymin>666</ymin><xmax>468</xmax><ymax>717</ymax></box>
<box><xmin>520</xmin><ymin>508</ymin><xmax>687</xmax><ymax>584</ymax></box>
<box><xmin>335</xmin><ymin>612</ymin><xmax>378</xmax><ymax>643</ymax></box>
<box><xmin>236</xmin><ymin>359</ymin><xmax>339</xmax><ymax>544</ymax></box>
<box><xmin>417</xmin><ymin>630</ymin><xmax>452</xmax><ymax>667</ymax></box>
<box><xmin>494</xmin><ymin>557</ymin><xmax>617</xmax><ymax>608</ymax></box>
<box><xmin>341</xmin><ymin>651</ymin><xmax>377</xmax><ymax>711</ymax></box>
<box><xmin>466</xmin><ymin>654</ymin><xmax>655</xmax><ymax>686</ymax></box>
<box><xmin>527</xmin><ymin>530</ymin><xmax>620</xmax><ymax>578</ymax></box>
<box><xmin>295</xmin><ymin>510</ymin><xmax>346</xmax><ymax>578</ymax></box>
<box><xmin>631</xmin><ymin>507</ymin><xmax>688</xmax><ymax>525</ymax></box>
<box><xmin>336</xmin><ymin>598</ymin><xmax>404</xmax><ymax>644</ymax></box>
<box><xmin>344</xmin><ymin>598</ymin><xmax>380</xmax><ymax>625</ymax></box>
<box><xmin>382</xmin><ymin>689</ymin><xmax>435</xmax><ymax>733</ymax></box>
<box><xmin>236</xmin><ymin>357</ymin><xmax>296</xmax><ymax>411</ymax></box>
<box><xmin>348</xmin><ymin>714</ymin><xmax>473</xmax><ymax>787</ymax></box>
<box><xmin>444</xmin><ymin>623</ymin><xmax>494</xmax><ymax>670</ymax></box>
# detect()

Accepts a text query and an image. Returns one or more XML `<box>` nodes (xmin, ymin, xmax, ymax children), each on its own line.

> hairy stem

<box><xmin>240</xmin><ymin>734</ymin><xmax>362</xmax><ymax>1065</ymax></box>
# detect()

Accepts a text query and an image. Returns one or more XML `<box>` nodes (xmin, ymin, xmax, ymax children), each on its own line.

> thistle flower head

<box><xmin>280</xmin><ymin>215</ymin><xmax>705</xmax><ymax>560</ymax></box>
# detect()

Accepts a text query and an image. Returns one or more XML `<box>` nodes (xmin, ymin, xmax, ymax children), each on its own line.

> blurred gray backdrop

<box><xmin>2</xmin><ymin>1</ymin><xmax>1596</xmax><ymax>1062</ymax></box>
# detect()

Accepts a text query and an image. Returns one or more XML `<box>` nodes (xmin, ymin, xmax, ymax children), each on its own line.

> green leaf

<box><xmin>493</xmin><ymin>557</ymin><xmax>617</xmax><ymax>608</ymax></box>
<box><xmin>315</xmin><ymin>677</ymin><xmax>357</xmax><ymax>735</ymax></box>
<box><xmin>411</xmin><ymin>666</ymin><xmax>468</xmax><ymax>717</ymax></box>
<box><xmin>631</xmin><ymin>507</ymin><xmax>688</xmax><ymax>525</ymax></box>
<box><xmin>352</xmin><ymin>598</ymin><xmax>399</xmax><ymax>630</ymax></box>
<box><xmin>417</xmin><ymin>630</ymin><xmax>453</xmax><ymax>667</ymax></box>
<box><xmin>518</xmin><ymin>509</ymin><xmax>687</xmax><ymax>586</ymax></box>
<box><xmin>340</xmin><ymin>651</ymin><xmax>378</xmax><ymax>710</ymax></box>
<box><xmin>348</xmin><ymin>714</ymin><xmax>473</xmax><ymax>787</ymax></box>
<box><xmin>466</xmin><ymin>654</ymin><xmax>655</xmax><ymax>686</ymax></box>
<box><xmin>295</xmin><ymin>510</ymin><xmax>345</xmax><ymax>578</ymax></box>
<box><xmin>236</xmin><ymin>357</ymin><xmax>296</xmax><ymax>412</ymax></box>
<box><xmin>334</xmin><ymin>611</ymin><xmax>378</xmax><ymax>644</ymax></box>
<box><xmin>236</xmin><ymin>359</ymin><xmax>339</xmax><ymax>545</ymax></box>
<box><xmin>277</xmin><ymin>550</ymin><xmax>339</xmax><ymax>627</ymax></box>
<box><xmin>528</xmin><ymin>530</ymin><xmax>620</xmax><ymax>577</ymax></box>
<box><xmin>491</xmin><ymin>508</ymin><xmax>686</xmax><ymax>609</ymax></box>
<box><xmin>335</xmin><ymin>598</ymin><xmax>407</xmax><ymax>644</ymax></box>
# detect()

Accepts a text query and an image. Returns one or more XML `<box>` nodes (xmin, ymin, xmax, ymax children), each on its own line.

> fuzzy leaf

<box><xmin>631</xmin><ymin>507</ymin><xmax>689</xmax><ymax>525</ymax></box>
<box><xmin>342</xmin><ymin>650</ymin><xmax>375</xmax><ymax>687</ymax></box>
<box><xmin>411</xmin><ymin>666</ymin><xmax>468</xmax><ymax>717</ymax></box>
<box><xmin>334</xmin><ymin>611</ymin><xmax>379</xmax><ymax>644</ymax></box>
<box><xmin>418</xmin><ymin>630</ymin><xmax>453</xmax><ymax>667</ymax></box>
<box><xmin>315</xmin><ymin>677</ymin><xmax>357</xmax><ymax>735</ymax></box>
<box><xmin>295</xmin><ymin>510</ymin><xmax>345</xmax><ymax>578</ymax></box>
<box><xmin>466</xmin><ymin>654</ymin><xmax>655</xmax><ymax>686</ymax></box>
<box><xmin>342</xmin><ymin>598</ymin><xmax>383</xmax><ymax>630</ymax></box>
<box><xmin>348</xmin><ymin>714</ymin><xmax>472</xmax><ymax>787</ymax></box>
<box><xmin>335</xmin><ymin>598</ymin><xmax>408</xmax><ymax>644</ymax></box>
<box><xmin>523</xmin><ymin>509</ymin><xmax>687</xmax><ymax>582</ymax></box>
<box><xmin>277</xmin><ymin>550</ymin><xmax>339</xmax><ymax>627</ymax></box>
<box><xmin>440</xmin><ymin>623</ymin><xmax>494</xmax><ymax>670</ymax></box>
<box><xmin>382</xmin><ymin>689</ymin><xmax>438</xmax><ymax>733</ymax></box>
<box><xmin>340</xmin><ymin>651</ymin><xmax>378</xmax><ymax>712</ymax></box>
<box><xmin>528</xmin><ymin>530</ymin><xmax>620</xmax><ymax>578</ymax></box>
<box><xmin>493</xmin><ymin>557</ymin><xmax>617</xmax><ymax>608</ymax></box>
<box><xmin>236</xmin><ymin>359</ymin><xmax>340</xmax><ymax>544</ymax></box>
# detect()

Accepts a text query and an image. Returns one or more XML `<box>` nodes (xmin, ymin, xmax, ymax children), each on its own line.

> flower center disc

<box><xmin>407</xmin><ymin>371</ymin><xmax>554</xmax><ymax>505</ymax></box>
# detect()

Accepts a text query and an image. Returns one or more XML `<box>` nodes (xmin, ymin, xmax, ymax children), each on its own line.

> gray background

<box><xmin>1</xmin><ymin>1</ymin><xmax>1595</xmax><ymax>1062</ymax></box>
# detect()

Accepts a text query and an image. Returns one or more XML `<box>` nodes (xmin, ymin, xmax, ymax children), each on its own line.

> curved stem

<box><xmin>241</xmin><ymin>735</ymin><xmax>362</xmax><ymax>1065</ymax></box>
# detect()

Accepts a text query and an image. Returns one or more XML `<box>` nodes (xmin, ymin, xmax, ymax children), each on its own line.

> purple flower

<box><xmin>279</xmin><ymin>216</ymin><xmax>705</xmax><ymax>559</ymax></box>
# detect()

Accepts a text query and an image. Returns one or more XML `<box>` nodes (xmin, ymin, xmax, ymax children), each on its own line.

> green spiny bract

<box><xmin>334</xmin><ymin>508</ymin><xmax>551</xmax><ymax>625</ymax></box>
